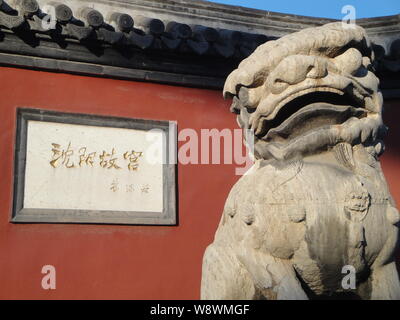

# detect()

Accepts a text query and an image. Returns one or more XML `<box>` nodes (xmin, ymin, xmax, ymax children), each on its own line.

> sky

<box><xmin>207</xmin><ymin>0</ymin><xmax>399</xmax><ymax>19</ymax></box>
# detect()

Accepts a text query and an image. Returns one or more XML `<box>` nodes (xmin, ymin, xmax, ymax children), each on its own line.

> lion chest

<box><xmin>221</xmin><ymin>159</ymin><xmax>395</xmax><ymax>271</ymax></box>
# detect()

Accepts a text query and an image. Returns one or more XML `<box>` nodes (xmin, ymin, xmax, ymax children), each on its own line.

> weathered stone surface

<box><xmin>201</xmin><ymin>22</ymin><xmax>400</xmax><ymax>300</ymax></box>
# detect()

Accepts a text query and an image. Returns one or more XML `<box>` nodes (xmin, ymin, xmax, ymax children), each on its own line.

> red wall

<box><xmin>0</xmin><ymin>66</ymin><xmax>398</xmax><ymax>299</ymax></box>
<box><xmin>0</xmin><ymin>66</ymin><xmax>237</xmax><ymax>299</ymax></box>
<box><xmin>381</xmin><ymin>100</ymin><xmax>400</xmax><ymax>273</ymax></box>
<box><xmin>382</xmin><ymin>100</ymin><xmax>400</xmax><ymax>209</ymax></box>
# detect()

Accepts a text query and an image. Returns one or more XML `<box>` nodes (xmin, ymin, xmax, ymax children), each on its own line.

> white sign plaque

<box><xmin>12</xmin><ymin>109</ymin><xmax>176</xmax><ymax>225</ymax></box>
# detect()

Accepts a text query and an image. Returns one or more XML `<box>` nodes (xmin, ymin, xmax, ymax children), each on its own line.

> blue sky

<box><xmin>207</xmin><ymin>0</ymin><xmax>399</xmax><ymax>19</ymax></box>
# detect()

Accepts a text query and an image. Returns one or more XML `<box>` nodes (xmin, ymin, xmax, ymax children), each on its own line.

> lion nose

<box><xmin>267</xmin><ymin>55</ymin><xmax>328</xmax><ymax>94</ymax></box>
<box><xmin>332</xmin><ymin>48</ymin><xmax>363</xmax><ymax>75</ymax></box>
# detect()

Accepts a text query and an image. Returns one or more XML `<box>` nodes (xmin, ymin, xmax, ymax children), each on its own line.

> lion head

<box><xmin>224</xmin><ymin>22</ymin><xmax>386</xmax><ymax>162</ymax></box>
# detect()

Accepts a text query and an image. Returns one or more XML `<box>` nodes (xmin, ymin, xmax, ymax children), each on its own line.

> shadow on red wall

<box><xmin>381</xmin><ymin>100</ymin><xmax>400</xmax><ymax>277</ymax></box>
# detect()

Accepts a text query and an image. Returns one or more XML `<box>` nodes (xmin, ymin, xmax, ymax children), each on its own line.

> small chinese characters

<box><xmin>109</xmin><ymin>179</ymin><xmax>150</xmax><ymax>195</ymax></box>
<box><xmin>110</xmin><ymin>179</ymin><xmax>119</xmax><ymax>192</ymax></box>
<box><xmin>49</xmin><ymin>142</ymin><xmax>143</xmax><ymax>171</ymax></box>
<box><xmin>141</xmin><ymin>184</ymin><xmax>150</xmax><ymax>194</ymax></box>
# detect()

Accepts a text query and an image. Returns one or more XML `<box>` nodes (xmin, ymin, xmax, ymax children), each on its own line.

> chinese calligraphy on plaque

<box><xmin>13</xmin><ymin>109</ymin><xmax>176</xmax><ymax>225</ymax></box>
<box><xmin>49</xmin><ymin>142</ymin><xmax>143</xmax><ymax>171</ymax></box>
<box><xmin>20</xmin><ymin>116</ymin><xmax>166</xmax><ymax>215</ymax></box>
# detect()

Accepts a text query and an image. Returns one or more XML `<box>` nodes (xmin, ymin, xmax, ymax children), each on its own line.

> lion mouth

<box><xmin>250</xmin><ymin>88</ymin><xmax>368</xmax><ymax>142</ymax></box>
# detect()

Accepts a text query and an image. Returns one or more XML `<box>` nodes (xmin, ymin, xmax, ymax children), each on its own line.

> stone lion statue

<box><xmin>201</xmin><ymin>22</ymin><xmax>400</xmax><ymax>300</ymax></box>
